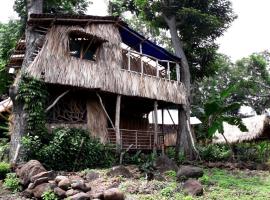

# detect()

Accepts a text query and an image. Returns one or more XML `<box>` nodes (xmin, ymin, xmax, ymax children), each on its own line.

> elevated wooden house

<box><xmin>8</xmin><ymin>14</ymin><xmax>187</xmax><ymax>151</ymax></box>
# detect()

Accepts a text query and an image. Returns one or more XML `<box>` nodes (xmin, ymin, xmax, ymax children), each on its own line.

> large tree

<box><xmin>111</xmin><ymin>0</ymin><xmax>236</xmax><ymax>159</ymax></box>
<box><xmin>9</xmin><ymin>0</ymin><xmax>91</xmax><ymax>163</ymax></box>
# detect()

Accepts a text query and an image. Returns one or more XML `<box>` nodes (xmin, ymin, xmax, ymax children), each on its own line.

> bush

<box><xmin>0</xmin><ymin>162</ymin><xmax>11</xmax><ymax>179</ymax></box>
<box><xmin>42</xmin><ymin>190</ymin><xmax>58</xmax><ymax>200</ymax></box>
<box><xmin>198</xmin><ymin>144</ymin><xmax>231</xmax><ymax>162</ymax></box>
<box><xmin>3</xmin><ymin>173</ymin><xmax>21</xmax><ymax>192</ymax></box>
<box><xmin>23</xmin><ymin>128</ymin><xmax>116</xmax><ymax>171</ymax></box>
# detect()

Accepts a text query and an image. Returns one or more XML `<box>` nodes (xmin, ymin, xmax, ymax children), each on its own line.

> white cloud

<box><xmin>217</xmin><ymin>0</ymin><xmax>270</xmax><ymax>61</ymax></box>
<box><xmin>0</xmin><ymin>0</ymin><xmax>18</xmax><ymax>23</ymax></box>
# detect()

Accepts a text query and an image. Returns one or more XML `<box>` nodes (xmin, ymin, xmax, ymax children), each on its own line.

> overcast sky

<box><xmin>0</xmin><ymin>0</ymin><xmax>269</xmax><ymax>62</ymax></box>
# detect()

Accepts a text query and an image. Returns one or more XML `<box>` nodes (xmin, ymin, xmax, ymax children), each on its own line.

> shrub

<box><xmin>23</xmin><ymin>128</ymin><xmax>116</xmax><ymax>171</ymax></box>
<box><xmin>198</xmin><ymin>144</ymin><xmax>231</xmax><ymax>162</ymax></box>
<box><xmin>3</xmin><ymin>173</ymin><xmax>21</xmax><ymax>192</ymax></box>
<box><xmin>42</xmin><ymin>190</ymin><xmax>58</xmax><ymax>200</ymax></box>
<box><xmin>0</xmin><ymin>162</ymin><xmax>11</xmax><ymax>179</ymax></box>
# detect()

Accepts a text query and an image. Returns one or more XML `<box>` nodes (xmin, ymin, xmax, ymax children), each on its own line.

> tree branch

<box><xmin>45</xmin><ymin>90</ymin><xmax>70</xmax><ymax>113</ymax></box>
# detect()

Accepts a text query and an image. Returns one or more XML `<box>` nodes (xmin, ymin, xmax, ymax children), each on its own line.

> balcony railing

<box><xmin>108</xmin><ymin>128</ymin><xmax>164</xmax><ymax>150</ymax></box>
<box><xmin>122</xmin><ymin>48</ymin><xmax>181</xmax><ymax>82</ymax></box>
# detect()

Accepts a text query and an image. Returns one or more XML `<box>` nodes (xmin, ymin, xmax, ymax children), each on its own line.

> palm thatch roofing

<box><xmin>213</xmin><ymin>115</ymin><xmax>270</xmax><ymax>144</ymax></box>
<box><xmin>8</xmin><ymin>13</ymin><xmax>187</xmax><ymax>105</ymax></box>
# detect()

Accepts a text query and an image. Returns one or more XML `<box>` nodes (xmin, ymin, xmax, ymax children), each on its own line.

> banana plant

<box><xmin>202</xmin><ymin>83</ymin><xmax>248</xmax><ymax>159</ymax></box>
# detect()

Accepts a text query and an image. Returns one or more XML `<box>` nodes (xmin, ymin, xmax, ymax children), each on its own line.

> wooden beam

<box><xmin>153</xmin><ymin>101</ymin><xmax>158</xmax><ymax>154</ymax></box>
<box><xmin>96</xmin><ymin>93</ymin><xmax>115</xmax><ymax>130</ymax></box>
<box><xmin>115</xmin><ymin>95</ymin><xmax>122</xmax><ymax>153</ymax></box>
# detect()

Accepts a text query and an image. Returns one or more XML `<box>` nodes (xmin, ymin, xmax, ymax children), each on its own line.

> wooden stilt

<box><xmin>115</xmin><ymin>95</ymin><xmax>122</xmax><ymax>153</ymax></box>
<box><xmin>153</xmin><ymin>101</ymin><xmax>158</xmax><ymax>154</ymax></box>
<box><xmin>161</xmin><ymin>108</ymin><xmax>165</xmax><ymax>155</ymax></box>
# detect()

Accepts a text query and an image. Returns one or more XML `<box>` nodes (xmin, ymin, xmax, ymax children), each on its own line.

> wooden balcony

<box><xmin>107</xmin><ymin>128</ymin><xmax>164</xmax><ymax>150</ymax></box>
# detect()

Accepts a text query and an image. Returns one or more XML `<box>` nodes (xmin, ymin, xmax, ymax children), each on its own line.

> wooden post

<box><xmin>135</xmin><ymin>131</ymin><xmax>138</xmax><ymax>149</ymax></box>
<box><xmin>153</xmin><ymin>101</ymin><xmax>158</xmax><ymax>154</ymax></box>
<box><xmin>140</xmin><ymin>44</ymin><xmax>143</xmax><ymax>75</ymax></box>
<box><xmin>115</xmin><ymin>95</ymin><xmax>121</xmax><ymax>153</ymax></box>
<box><xmin>176</xmin><ymin>63</ymin><xmax>180</xmax><ymax>82</ymax></box>
<box><xmin>161</xmin><ymin>108</ymin><xmax>165</xmax><ymax>155</ymax></box>
<box><xmin>128</xmin><ymin>50</ymin><xmax>131</xmax><ymax>71</ymax></box>
<box><xmin>156</xmin><ymin>60</ymin><xmax>159</xmax><ymax>77</ymax></box>
<box><xmin>167</xmin><ymin>62</ymin><xmax>171</xmax><ymax>80</ymax></box>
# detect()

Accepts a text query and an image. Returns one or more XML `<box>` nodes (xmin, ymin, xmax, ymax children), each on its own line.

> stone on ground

<box><xmin>32</xmin><ymin>183</ymin><xmax>52</xmax><ymax>198</ymax></box>
<box><xmin>177</xmin><ymin>165</ymin><xmax>203</xmax><ymax>181</ymax></box>
<box><xmin>182</xmin><ymin>179</ymin><xmax>203</xmax><ymax>196</ymax></box>
<box><xmin>16</xmin><ymin>160</ymin><xmax>46</xmax><ymax>186</ymax></box>
<box><xmin>30</xmin><ymin>170</ymin><xmax>55</xmax><ymax>182</ymax></box>
<box><xmin>107</xmin><ymin>166</ymin><xmax>133</xmax><ymax>178</ymax></box>
<box><xmin>154</xmin><ymin>155</ymin><xmax>178</xmax><ymax>173</ymax></box>
<box><xmin>58</xmin><ymin>178</ymin><xmax>71</xmax><ymax>190</ymax></box>
<box><xmin>68</xmin><ymin>192</ymin><xmax>90</xmax><ymax>200</ymax></box>
<box><xmin>54</xmin><ymin>187</ymin><xmax>67</xmax><ymax>198</ymax></box>
<box><xmin>103</xmin><ymin>188</ymin><xmax>125</xmax><ymax>200</ymax></box>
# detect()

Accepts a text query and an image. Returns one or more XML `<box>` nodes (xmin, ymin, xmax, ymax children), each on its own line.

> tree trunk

<box><xmin>164</xmin><ymin>16</ymin><xmax>197</xmax><ymax>160</ymax></box>
<box><xmin>9</xmin><ymin>0</ymin><xmax>43</xmax><ymax>164</ymax></box>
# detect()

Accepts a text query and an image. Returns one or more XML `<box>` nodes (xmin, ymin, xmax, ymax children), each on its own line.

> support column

<box><xmin>153</xmin><ymin>101</ymin><xmax>158</xmax><ymax>154</ymax></box>
<box><xmin>115</xmin><ymin>95</ymin><xmax>121</xmax><ymax>153</ymax></box>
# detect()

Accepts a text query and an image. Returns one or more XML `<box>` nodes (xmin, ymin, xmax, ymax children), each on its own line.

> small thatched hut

<box><xmin>8</xmin><ymin>14</ymin><xmax>187</xmax><ymax>151</ymax></box>
<box><xmin>213</xmin><ymin>115</ymin><xmax>270</xmax><ymax>144</ymax></box>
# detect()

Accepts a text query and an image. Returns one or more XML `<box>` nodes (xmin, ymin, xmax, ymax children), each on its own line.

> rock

<box><xmin>30</xmin><ymin>177</ymin><xmax>49</xmax><ymax>189</ymax></box>
<box><xmin>54</xmin><ymin>187</ymin><xmax>67</xmax><ymax>198</ymax></box>
<box><xmin>58</xmin><ymin>178</ymin><xmax>71</xmax><ymax>190</ymax></box>
<box><xmin>68</xmin><ymin>192</ymin><xmax>90</xmax><ymax>200</ymax></box>
<box><xmin>71</xmin><ymin>180</ymin><xmax>91</xmax><ymax>192</ymax></box>
<box><xmin>32</xmin><ymin>183</ymin><xmax>52</xmax><ymax>198</ymax></box>
<box><xmin>183</xmin><ymin>179</ymin><xmax>203</xmax><ymax>196</ymax></box>
<box><xmin>90</xmin><ymin>192</ymin><xmax>104</xmax><ymax>199</ymax></box>
<box><xmin>107</xmin><ymin>166</ymin><xmax>133</xmax><ymax>178</ymax></box>
<box><xmin>154</xmin><ymin>155</ymin><xmax>178</xmax><ymax>173</ymax></box>
<box><xmin>55</xmin><ymin>175</ymin><xmax>69</xmax><ymax>183</ymax></box>
<box><xmin>85</xmin><ymin>171</ymin><xmax>100</xmax><ymax>181</ymax></box>
<box><xmin>103</xmin><ymin>188</ymin><xmax>125</xmax><ymax>200</ymax></box>
<box><xmin>30</xmin><ymin>170</ymin><xmax>55</xmax><ymax>182</ymax></box>
<box><xmin>66</xmin><ymin>189</ymin><xmax>80</xmax><ymax>197</ymax></box>
<box><xmin>21</xmin><ymin>188</ymin><xmax>33</xmax><ymax>198</ymax></box>
<box><xmin>177</xmin><ymin>165</ymin><xmax>203</xmax><ymax>181</ymax></box>
<box><xmin>16</xmin><ymin>160</ymin><xmax>46</xmax><ymax>186</ymax></box>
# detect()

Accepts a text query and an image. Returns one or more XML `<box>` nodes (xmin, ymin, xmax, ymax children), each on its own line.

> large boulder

<box><xmin>16</xmin><ymin>160</ymin><xmax>47</xmax><ymax>186</ymax></box>
<box><xmin>154</xmin><ymin>155</ymin><xmax>178</xmax><ymax>173</ymax></box>
<box><xmin>30</xmin><ymin>170</ymin><xmax>55</xmax><ymax>183</ymax></box>
<box><xmin>54</xmin><ymin>187</ymin><xmax>67</xmax><ymax>198</ymax></box>
<box><xmin>107</xmin><ymin>166</ymin><xmax>133</xmax><ymax>178</ymax></box>
<box><xmin>177</xmin><ymin>165</ymin><xmax>203</xmax><ymax>181</ymax></box>
<box><xmin>103</xmin><ymin>188</ymin><xmax>125</xmax><ymax>200</ymax></box>
<box><xmin>182</xmin><ymin>179</ymin><xmax>203</xmax><ymax>196</ymax></box>
<box><xmin>68</xmin><ymin>192</ymin><xmax>90</xmax><ymax>200</ymax></box>
<box><xmin>32</xmin><ymin>183</ymin><xmax>52</xmax><ymax>198</ymax></box>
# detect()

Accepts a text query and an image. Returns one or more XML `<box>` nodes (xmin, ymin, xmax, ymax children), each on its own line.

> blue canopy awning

<box><xmin>118</xmin><ymin>24</ymin><xmax>181</xmax><ymax>64</ymax></box>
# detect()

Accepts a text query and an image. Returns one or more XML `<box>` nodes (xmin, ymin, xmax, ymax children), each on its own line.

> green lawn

<box><xmin>121</xmin><ymin>168</ymin><xmax>270</xmax><ymax>200</ymax></box>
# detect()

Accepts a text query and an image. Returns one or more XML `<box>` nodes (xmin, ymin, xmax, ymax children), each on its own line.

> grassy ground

<box><xmin>120</xmin><ymin>168</ymin><xmax>270</xmax><ymax>200</ymax></box>
<box><xmin>1</xmin><ymin>167</ymin><xmax>270</xmax><ymax>200</ymax></box>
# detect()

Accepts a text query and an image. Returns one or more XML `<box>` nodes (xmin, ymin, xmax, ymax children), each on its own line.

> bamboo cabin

<box><xmin>213</xmin><ymin>115</ymin><xmax>270</xmax><ymax>144</ymax></box>
<box><xmin>8</xmin><ymin>14</ymin><xmax>187</xmax><ymax>151</ymax></box>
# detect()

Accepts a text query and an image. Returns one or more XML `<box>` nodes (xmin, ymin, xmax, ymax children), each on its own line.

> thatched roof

<box><xmin>213</xmin><ymin>115</ymin><xmax>270</xmax><ymax>144</ymax></box>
